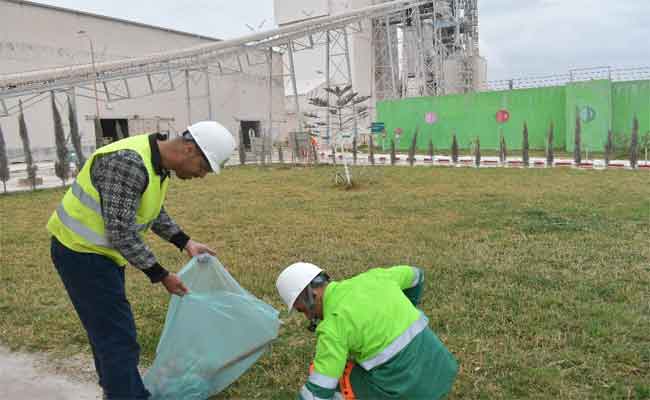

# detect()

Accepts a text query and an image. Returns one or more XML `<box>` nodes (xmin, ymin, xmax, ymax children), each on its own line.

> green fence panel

<box><xmin>612</xmin><ymin>80</ymin><xmax>650</xmax><ymax>149</ymax></box>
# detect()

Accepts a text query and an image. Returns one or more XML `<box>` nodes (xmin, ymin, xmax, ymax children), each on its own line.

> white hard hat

<box><xmin>187</xmin><ymin>121</ymin><xmax>235</xmax><ymax>174</ymax></box>
<box><xmin>276</xmin><ymin>262</ymin><xmax>323</xmax><ymax>311</ymax></box>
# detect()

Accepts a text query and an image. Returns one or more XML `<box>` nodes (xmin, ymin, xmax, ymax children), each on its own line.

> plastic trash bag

<box><xmin>143</xmin><ymin>255</ymin><xmax>280</xmax><ymax>399</ymax></box>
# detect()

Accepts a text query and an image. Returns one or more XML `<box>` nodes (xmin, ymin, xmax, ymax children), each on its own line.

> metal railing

<box><xmin>482</xmin><ymin>65</ymin><xmax>650</xmax><ymax>92</ymax></box>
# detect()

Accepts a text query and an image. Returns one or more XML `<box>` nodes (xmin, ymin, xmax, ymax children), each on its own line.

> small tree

<box><xmin>277</xmin><ymin>142</ymin><xmax>284</xmax><ymax>163</ymax></box>
<box><xmin>451</xmin><ymin>133</ymin><xmax>459</xmax><ymax>164</ymax></box>
<box><xmin>390</xmin><ymin>138</ymin><xmax>396</xmax><ymax>165</ymax></box>
<box><xmin>238</xmin><ymin>128</ymin><xmax>247</xmax><ymax>165</ymax></box>
<box><xmin>369</xmin><ymin>134</ymin><xmax>375</xmax><ymax>165</ymax></box>
<box><xmin>499</xmin><ymin>134</ymin><xmax>507</xmax><ymax>165</ymax></box>
<box><xmin>474</xmin><ymin>136</ymin><xmax>481</xmax><ymax>168</ymax></box>
<box><xmin>522</xmin><ymin>122</ymin><xmax>530</xmax><ymax>167</ymax></box>
<box><xmin>51</xmin><ymin>92</ymin><xmax>70</xmax><ymax>187</ymax></box>
<box><xmin>309</xmin><ymin>84</ymin><xmax>370</xmax><ymax>173</ymax></box>
<box><xmin>630</xmin><ymin>115</ymin><xmax>639</xmax><ymax>169</ymax></box>
<box><xmin>0</xmin><ymin>122</ymin><xmax>9</xmax><ymax>193</ymax></box>
<box><xmin>18</xmin><ymin>100</ymin><xmax>37</xmax><ymax>190</ymax></box>
<box><xmin>67</xmin><ymin>95</ymin><xmax>86</xmax><ymax>171</ymax></box>
<box><xmin>546</xmin><ymin>122</ymin><xmax>554</xmax><ymax>167</ymax></box>
<box><xmin>604</xmin><ymin>129</ymin><xmax>614</xmax><ymax>167</ymax></box>
<box><xmin>352</xmin><ymin>135</ymin><xmax>357</xmax><ymax>165</ymax></box>
<box><xmin>408</xmin><ymin>127</ymin><xmax>419</xmax><ymax>166</ymax></box>
<box><xmin>428</xmin><ymin>137</ymin><xmax>434</xmax><ymax>160</ymax></box>
<box><xmin>574</xmin><ymin>111</ymin><xmax>582</xmax><ymax>165</ymax></box>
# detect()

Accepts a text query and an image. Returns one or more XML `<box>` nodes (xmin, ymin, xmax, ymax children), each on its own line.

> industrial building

<box><xmin>274</xmin><ymin>0</ymin><xmax>486</xmax><ymax>143</ymax></box>
<box><xmin>0</xmin><ymin>0</ymin><xmax>286</xmax><ymax>162</ymax></box>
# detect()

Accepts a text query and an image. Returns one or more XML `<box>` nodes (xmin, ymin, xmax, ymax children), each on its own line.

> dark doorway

<box><xmin>100</xmin><ymin>119</ymin><xmax>129</xmax><ymax>143</ymax></box>
<box><xmin>240</xmin><ymin>120</ymin><xmax>261</xmax><ymax>151</ymax></box>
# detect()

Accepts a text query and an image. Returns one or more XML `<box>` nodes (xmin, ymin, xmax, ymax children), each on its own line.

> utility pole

<box><xmin>77</xmin><ymin>31</ymin><xmax>100</xmax><ymax>119</ymax></box>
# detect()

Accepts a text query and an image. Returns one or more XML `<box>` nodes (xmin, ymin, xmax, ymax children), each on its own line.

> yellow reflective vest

<box><xmin>47</xmin><ymin>135</ymin><xmax>169</xmax><ymax>266</ymax></box>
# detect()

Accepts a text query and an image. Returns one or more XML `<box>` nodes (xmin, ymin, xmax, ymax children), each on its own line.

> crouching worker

<box><xmin>276</xmin><ymin>262</ymin><xmax>458</xmax><ymax>400</ymax></box>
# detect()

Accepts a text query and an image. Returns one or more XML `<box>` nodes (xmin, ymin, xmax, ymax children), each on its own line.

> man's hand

<box><xmin>184</xmin><ymin>239</ymin><xmax>216</xmax><ymax>258</ymax></box>
<box><xmin>161</xmin><ymin>273</ymin><xmax>189</xmax><ymax>296</ymax></box>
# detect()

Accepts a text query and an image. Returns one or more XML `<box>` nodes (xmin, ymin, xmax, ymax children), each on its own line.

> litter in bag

<box><xmin>143</xmin><ymin>255</ymin><xmax>280</xmax><ymax>399</ymax></box>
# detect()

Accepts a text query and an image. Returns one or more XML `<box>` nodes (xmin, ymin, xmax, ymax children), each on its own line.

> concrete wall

<box><xmin>0</xmin><ymin>0</ymin><xmax>286</xmax><ymax>161</ymax></box>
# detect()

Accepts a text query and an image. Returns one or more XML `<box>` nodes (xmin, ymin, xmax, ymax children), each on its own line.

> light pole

<box><xmin>77</xmin><ymin>30</ymin><xmax>100</xmax><ymax>119</ymax></box>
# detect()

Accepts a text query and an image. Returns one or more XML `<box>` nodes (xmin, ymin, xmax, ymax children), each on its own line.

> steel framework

<box><xmin>0</xmin><ymin>0</ymin><xmax>483</xmax><ymax>136</ymax></box>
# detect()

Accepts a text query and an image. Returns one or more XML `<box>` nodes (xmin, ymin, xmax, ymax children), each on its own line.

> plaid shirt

<box><xmin>90</xmin><ymin>134</ymin><xmax>189</xmax><ymax>283</ymax></box>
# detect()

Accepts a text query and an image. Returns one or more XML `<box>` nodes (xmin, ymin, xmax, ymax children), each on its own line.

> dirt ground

<box><xmin>0</xmin><ymin>346</ymin><xmax>102</xmax><ymax>399</ymax></box>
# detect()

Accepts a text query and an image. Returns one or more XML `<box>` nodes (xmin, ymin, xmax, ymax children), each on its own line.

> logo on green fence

<box><xmin>579</xmin><ymin>106</ymin><xmax>596</xmax><ymax>123</ymax></box>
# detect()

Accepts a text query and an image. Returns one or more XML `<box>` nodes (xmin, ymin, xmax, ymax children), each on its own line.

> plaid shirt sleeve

<box><xmin>91</xmin><ymin>150</ymin><xmax>172</xmax><ymax>282</ymax></box>
<box><xmin>151</xmin><ymin>206</ymin><xmax>189</xmax><ymax>249</ymax></box>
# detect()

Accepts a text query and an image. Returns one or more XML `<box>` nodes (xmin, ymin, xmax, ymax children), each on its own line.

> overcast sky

<box><xmin>34</xmin><ymin>0</ymin><xmax>650</xmax><ymax>81</ymax></box>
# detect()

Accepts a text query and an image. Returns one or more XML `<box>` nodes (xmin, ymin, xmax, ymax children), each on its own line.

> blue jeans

<box><xmin>50</xmin><ymin>237</ymin><xmax>151</xmax><ymax>400</ymax></box>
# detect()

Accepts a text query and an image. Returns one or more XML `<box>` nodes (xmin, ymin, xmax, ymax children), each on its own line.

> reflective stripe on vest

<box><xmin>299</xmin><ymin>385</ymin><xmax>330</xmax><ymax>400</ymax></box>
<box><xmin>58</xmin><ymin>181</ymin><xmax>151</xmax><ymax>247</ymax></box>
<box><xmin>360</xmin><ymin>314</ymin><xmax>429</xmax><ymax>371</ymax></box>
<box><xmin>308</xmin><ymin>372</ymin><xmax>339</xmax><ymax>389</ymax></box>
<box><xmin>56</xmin><ymin>204</ymin><xmax>110</xmax><ymax>247</ymax></box>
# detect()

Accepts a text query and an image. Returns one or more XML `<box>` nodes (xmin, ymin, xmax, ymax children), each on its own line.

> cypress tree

<box><xmin>0</xmin><ymin>122</ymin><xmax>9</xmax><ymax>193</ymax></box>
<box><xmin>499</xmin><ymin>134</ymin><xmax>507</xmax><ymax>165</ymax></box>
<box><xmin>604</xmin><ymin>129</ymin><xmax>613</xmax><ymax>167</ymax></box>
<box><xmin>18</xmin><ymin>100</ymin><xmax>37</xmax><ymax>190</ymax></box>
<box><xmin>546</xmin><ymin>122</ymin><xmax>554</xmax><ymax>167</ymax></box>
<box><xmin>574</xmin><ymin>111</ymin><xmax>582</xmax><ymax>165</ymax></box>
<box><xmin>630</xmin><ymin>115</ymin><xmax>639</xmax><ymax>169</ymax></box>
<box><xmin>522</xmin><ymin>122</ymin><xmax>530</xmax><ymax>167</ymax></box>
<box><xmin>51</xmin><ymin>92</ymin><xmax>70</xmax><ymax>187</ymax></box>
<box><xmin>451</xmin><ymin>133</ymin><xmax>459</xmax><ymax>164</ymax></box>
<box><xmin>67</xmin><ymin>95</ymin><xmax>86</xmax><ymax>171</ymax></box>
<box><xmin>408</xmin><ymin>128</ymin><xmax>418</xmax><ymax>166</ymax></box>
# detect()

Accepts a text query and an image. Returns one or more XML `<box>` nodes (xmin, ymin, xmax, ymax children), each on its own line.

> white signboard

<box><xmin>274</xmin><ymin>0</ymin><xmax>329</xmax><ymax>26</ymax></box>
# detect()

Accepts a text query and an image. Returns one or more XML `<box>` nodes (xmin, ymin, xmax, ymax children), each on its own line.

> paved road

<box><xmin>0</xmin><ymin>346</ymin><xmax>101</xmax><ymax>400</ymax></box>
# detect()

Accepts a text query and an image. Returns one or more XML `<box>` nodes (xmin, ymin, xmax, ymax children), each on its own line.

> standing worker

<box><xmin>47</xmin><ymin>121</ymin><xmax>235</xmax><ymax>399</ymax></box>
<box><xmin>276</xmin><ymin>262</ymin><xmax>458</xmax><ymax>400</ymax></box>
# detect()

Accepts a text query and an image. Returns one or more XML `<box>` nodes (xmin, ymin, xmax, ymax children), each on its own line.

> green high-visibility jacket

<box><xmin>299</xmin><ymin>266</ymin><xmax>458</xmax><ymax>400</ymax></box>
<box><xmin>47</xmin><ymin>135</ymin><xmax>168</xmax><ymax>266</ymax></box>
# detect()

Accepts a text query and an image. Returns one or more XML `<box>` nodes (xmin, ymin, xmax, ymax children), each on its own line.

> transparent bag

<box><xmin>143</xmin><ymin>255</ymin><xmax>280</xmax><ymax>399</ymax></box>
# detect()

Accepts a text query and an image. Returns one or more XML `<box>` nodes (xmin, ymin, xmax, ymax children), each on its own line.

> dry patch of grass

<box><xmin>1</xmin><ymin>165</ymin><xmax>649</xmax><ymax>399</ymax></box>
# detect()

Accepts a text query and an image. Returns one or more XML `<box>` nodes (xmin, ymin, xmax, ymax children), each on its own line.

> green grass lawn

<box><xmin>1</xmin><ymin>165</ymin><xmax>649</xmax><ymax>399</ymax></box>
